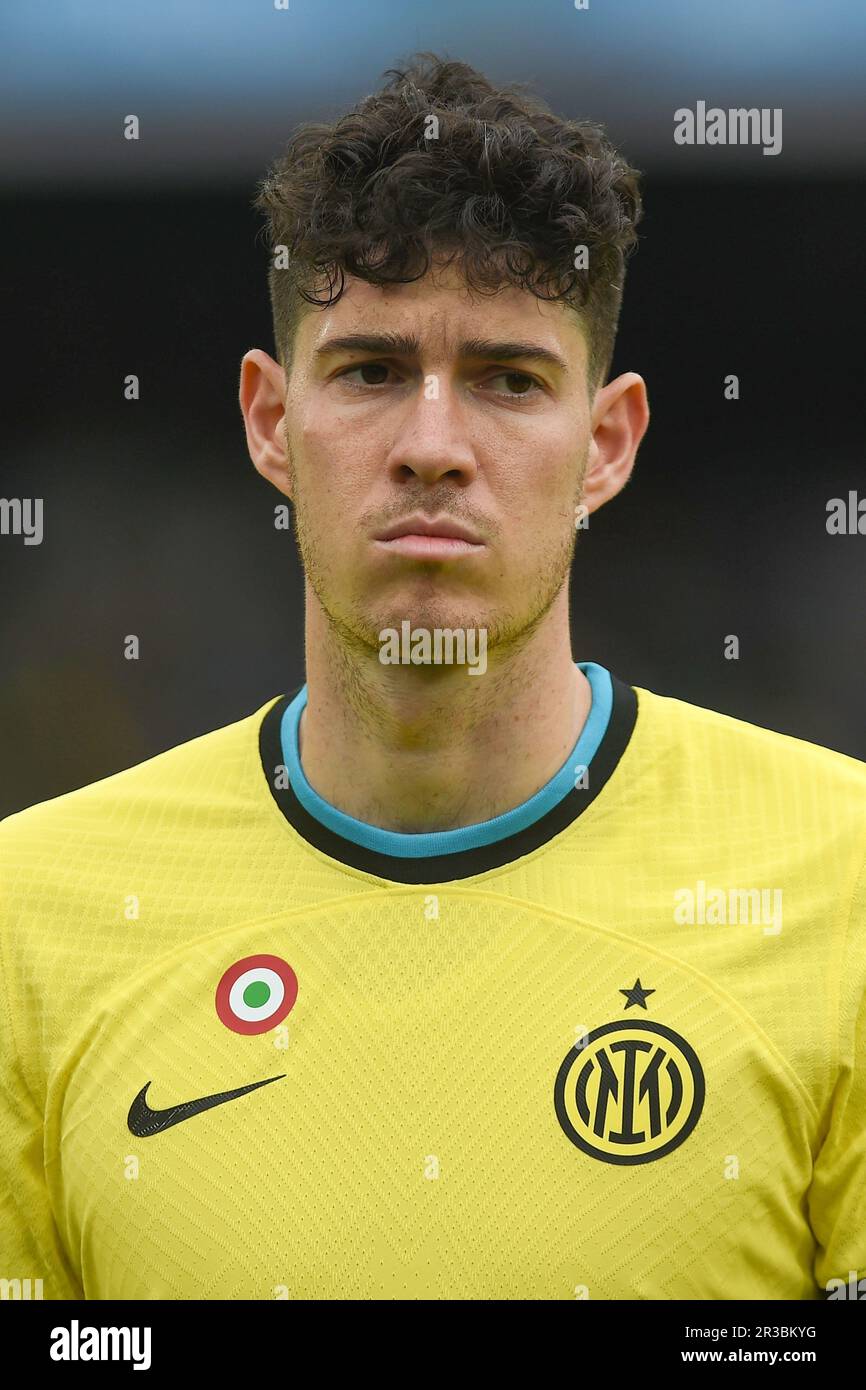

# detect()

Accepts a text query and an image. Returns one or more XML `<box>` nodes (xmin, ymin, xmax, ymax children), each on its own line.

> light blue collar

<box><xmin>279</xmin><ymin>660</ymin><xmax>612</xmax><ymax>858</ymax></box>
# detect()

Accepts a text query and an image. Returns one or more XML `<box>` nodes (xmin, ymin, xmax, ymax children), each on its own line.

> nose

<box><xmin>385</xmin><ymin>382</ymin><xmax>479</xmax><ymax>487</ymax></box>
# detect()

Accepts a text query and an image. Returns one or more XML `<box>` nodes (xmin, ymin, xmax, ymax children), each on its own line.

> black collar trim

<box><xmin>259</xmin><ymin>675</ymin><xmax>638</xmax><ymax>883</ymax></box>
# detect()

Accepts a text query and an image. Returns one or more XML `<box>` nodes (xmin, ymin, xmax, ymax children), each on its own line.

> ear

<box><xmin>238</xmin><ymin>349</ymin><xmax>292</xmax><ymax>500</ymax></box>
<box><xmin>582</xmin><ymin>372</ymin><xmax>650</xmax><ymax>514</ymax></box>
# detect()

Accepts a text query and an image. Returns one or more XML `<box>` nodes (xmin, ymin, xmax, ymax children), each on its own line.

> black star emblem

<box><xmin>620</xmin><ymin>978</ymin><xmax>655</xmax><ymax>1010</ymax></box>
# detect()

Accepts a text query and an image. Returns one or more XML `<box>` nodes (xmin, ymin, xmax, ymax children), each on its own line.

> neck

<box><xmin>297</xmin><ymin>586</ymin><xmax>591</xmax><ymax>833</ymax></box>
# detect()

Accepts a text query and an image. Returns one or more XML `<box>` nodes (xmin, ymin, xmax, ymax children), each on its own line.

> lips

<box><xmin>375</xmin><ymin>515</ymin><xmax>483</xmax><ymax>544</ymax></box>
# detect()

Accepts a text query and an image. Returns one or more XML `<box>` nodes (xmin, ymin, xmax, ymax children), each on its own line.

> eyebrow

<box><xmin>312</xmin><ymin>332</ymin><xmax>569</xmax><ymax>374</ymax></box>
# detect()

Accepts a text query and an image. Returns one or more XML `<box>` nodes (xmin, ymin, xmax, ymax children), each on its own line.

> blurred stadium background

<box><xmin>1</xmin><ymin>0</ymin><xmax>864</xmax><ymax>817</ymax></box>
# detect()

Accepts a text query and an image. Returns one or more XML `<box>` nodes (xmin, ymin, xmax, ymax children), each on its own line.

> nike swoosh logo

<box><xmin>127</xmin><ymin>1075</ymin><xmax>286</xmax><ymax>1137</ymax></box>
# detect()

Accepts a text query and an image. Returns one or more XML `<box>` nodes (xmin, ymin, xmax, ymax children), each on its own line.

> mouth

<box><xmin>373</xmin><ymin>515</ymin><xmax>485</xmax><ymax>559</ymax></box>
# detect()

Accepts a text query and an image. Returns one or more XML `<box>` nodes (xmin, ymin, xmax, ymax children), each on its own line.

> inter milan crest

<box><xmin>554</xmin><ymin>982</ymin><xmax>705</xmax><ymax>1165</ymax></box>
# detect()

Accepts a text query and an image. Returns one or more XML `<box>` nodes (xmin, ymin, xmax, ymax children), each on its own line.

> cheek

<box><xmin>293</xmin><ymin>440</ymin><xmax>364</xmax><ymax>540</ymax></box>
<box><xmin>497</xmin><ymin>446</ymin><xmax>579</xmax><ymax>533</ymax></box>
<box><xmin>297</xmin><ymin>413</ymin><xmax>335</xmax><ymax>462</ymax></box>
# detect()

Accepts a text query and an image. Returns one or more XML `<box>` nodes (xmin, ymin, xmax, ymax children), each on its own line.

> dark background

<box><xmin>2</xmin><ymin>3</ymin><xmax>864</xmax><ymax>818</ymax></box>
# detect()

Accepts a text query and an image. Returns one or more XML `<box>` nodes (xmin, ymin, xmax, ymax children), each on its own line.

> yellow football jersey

<box><xmin>1</xmin><ymin>668</ymin><xmax>864</xmax><ymax>1300</ymax></box>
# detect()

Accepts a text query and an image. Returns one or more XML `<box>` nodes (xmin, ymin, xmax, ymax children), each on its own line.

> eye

<box><xmin>334</xmin><ymin>363</ymin><xmax>542</xmax><ymax>398</ymax></box>
<box><xmin>484</xmin><ymin>371</ymin><xmax>542</xmax><ymax>398</ymax></box>
<box><xmin>335</xmin><ymin>362</ymin><xmax>394</xmax><ymax>388</ymax></box>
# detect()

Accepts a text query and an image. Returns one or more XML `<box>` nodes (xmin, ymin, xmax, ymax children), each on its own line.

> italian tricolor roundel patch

<box><xmin>215</xmin><ymin>954</ymin><xmax>298</xmax><ymax>1035</ymax></box>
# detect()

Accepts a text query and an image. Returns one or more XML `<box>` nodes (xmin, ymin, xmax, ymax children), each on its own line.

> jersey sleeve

<box><xmin>810</xmin><ymin>853</ymin><xmax>866</xmax><ymax>1298</ymax></box>
<box><xmin>0</xmin><ymin>884</ymin><xmax>82</xmax><ymax>1300</ymax></box>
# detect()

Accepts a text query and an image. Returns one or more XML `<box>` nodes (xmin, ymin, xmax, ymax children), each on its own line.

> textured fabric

<box><xmin>1</xmin><ymin>677</ymin><xmax>864</xmax><ymax>1300</ymax></box>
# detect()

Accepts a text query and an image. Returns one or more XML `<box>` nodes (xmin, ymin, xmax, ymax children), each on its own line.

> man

<box><xmin>1</xmin><ymin>54</ymin><xmax>863</xmax><ymax>1301</ymax></box>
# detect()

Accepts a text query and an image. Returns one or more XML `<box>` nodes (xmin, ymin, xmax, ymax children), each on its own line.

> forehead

<box><xmin>294</xmin><ymin>256</ymin><xmax>588</xmax><ymax>370</ymax></box>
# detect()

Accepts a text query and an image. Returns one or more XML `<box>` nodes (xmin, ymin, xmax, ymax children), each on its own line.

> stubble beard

<box><xmin>286</xmin><ymin>444</ymin><xmax>586</xmax><ymax>664</ymax></box>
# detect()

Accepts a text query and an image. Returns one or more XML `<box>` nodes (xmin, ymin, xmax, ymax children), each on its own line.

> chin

<box><xmin>372</xmin><ymin>601</ymin><xmax>488</xmax><ymax>634</ymax></box>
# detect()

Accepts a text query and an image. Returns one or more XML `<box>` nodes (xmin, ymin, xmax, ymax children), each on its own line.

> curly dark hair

<box><xmin>254</xmin><ymin>51</ymin><xmax>643</xmax><ymax>390</ymax></box>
